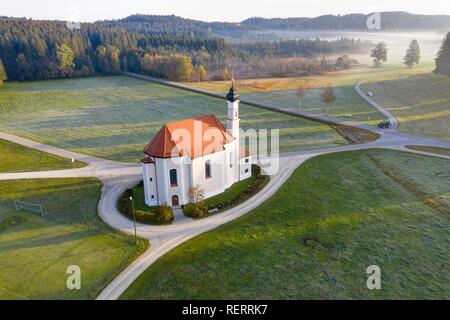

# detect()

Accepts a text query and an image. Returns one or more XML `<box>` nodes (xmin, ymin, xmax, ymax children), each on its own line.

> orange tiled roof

<box><xmin>144</xmin><ymin>114</ymin><xmax>234</xmax><ymax>159</ymax></box>
<box><xmin>140</xmin><ymin>157</ymin><xmax>155</xmax><ymax>164</ymax></box>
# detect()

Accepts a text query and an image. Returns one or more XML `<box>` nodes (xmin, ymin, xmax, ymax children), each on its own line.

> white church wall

<box><xmin>154</xmin><ymin>158</ymin><xmax>169</xmax><ymax>206</ymax></box>
<box><xmin>191</xmin><ymin>150</ymin><xmax>226</xmax><ymax>201</ymax></box>
<box><xmin>142</xmin><ymin>162</ymin><xmax>158</xmax><ymax>206</ymax></box>
<box><xmin>159</xmin><ymin>156</ymin><xmax>190</xmax><ymax>206</ymax></box>
<box><xmin>239</xmin><ymin>155</ymin><xmax>252</xmax><ymax>181</ymax></box>
<box><xmin>223</xmin><ymin>143</ymin><xmax>236</xmax><ymax>189</ymax></box>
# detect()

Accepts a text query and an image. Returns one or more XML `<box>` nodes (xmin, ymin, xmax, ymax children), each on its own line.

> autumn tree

<box><xmin>435</xmin><ymin>32</ymin><xmax>450</xmax><ymax>75</ymax></box>
<box><xmin>95</xmin><ymin>45</ymin><xmax>121</xmax><ymax>75</ymax></box>
<box><xmin>108</xmin><ymin>46</ymin><xmax>121</xmax><ymax>74</ymax></box>
<box><xmin>187</xmin><ymin>185</ymin><xmax>205</xmax><ymax>204</ymax></box>
<box><xmin>404</xmin><ymin>40</ymin><xmax>420</xmax><ymax>68</ymax></box>
<box><xmin>0</xmin><ymin>59</ymin><xmax>7</xmax><ymax>86</ymax></box>
<box><xmin>322</xmin><ymin>85</ymin><xmax>337</xmax><ymax>116</ymax></box>
<box><xmin>371</xmin><ymin>43</ymin><xmax>388</xmax><ymax>67</ymax></box>
<box><xmin>197</xmin><ymin>64</ymin><xmax>207</xmax><ymax>81</ymax></box>
<box><xmin>56</xmin><ymin>44</ymin><xmax>75</xmax><ymax>77</ymax></box>
<box><xmin>166</xmin><ymin>55</ymin><xmax>194</xmax><ymax>81</ymax></box>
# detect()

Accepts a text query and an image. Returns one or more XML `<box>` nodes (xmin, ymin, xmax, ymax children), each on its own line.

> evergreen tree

<box><xmin>435</xmin><ymin>32</ymin><xmax>450</xmax><ymax>75</ymax></box>
<box><xmin>0</xmin><ymin>59</ymin><xmax>7</xmax><ymax>86</ymax></box>
<box><xmin>371</xmin><ymin>43</ymin><xmax>388</xmax><ymax>67</ymax></box>
<box><xmin>404</xmin><ymin>40</ymin><xmax>420</xmax><ymax>68</ymax></box>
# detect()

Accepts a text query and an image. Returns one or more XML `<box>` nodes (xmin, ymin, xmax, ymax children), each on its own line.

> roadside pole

<box><xmin>130</xmin><ymin>196</ymin><xmax>137</xmax><ymax>246</ymax></box>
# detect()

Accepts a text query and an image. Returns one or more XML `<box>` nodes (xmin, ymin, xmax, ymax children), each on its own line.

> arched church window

<box><xmin>169</xmin><ymin>169</ymin><xmax>178</xmax><ymax>187</ymax></box>
<box><xmin>205</xmin><ymin>160</ymin><xmax>212</xmax><ymax>179</ymax></box>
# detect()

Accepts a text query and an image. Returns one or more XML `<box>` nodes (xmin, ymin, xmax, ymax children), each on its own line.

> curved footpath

<box><xmin>0</xmin><ymin>79</ymin><xmax>449</xmax><ymax>300</ymax></box>
<box><xmin>355</xmin><ymin>80</ymin><xmax>398</xmax><ymax>129</ymax></box>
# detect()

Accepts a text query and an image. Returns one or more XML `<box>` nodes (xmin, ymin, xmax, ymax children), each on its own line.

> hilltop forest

<box><xmin>1</xmin><ymin>13</ymin><xmax>450</xmax><ymax>82</ymax></box>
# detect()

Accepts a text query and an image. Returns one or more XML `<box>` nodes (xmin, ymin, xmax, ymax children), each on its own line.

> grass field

<box><xmin>122</xmin><ymin>149</ymin><xmax>450</xmax><ymax>299</ymax></box>
<box><xmin>361</xmin><ymin>72</ymin><xmax>450</xmax><ymax>141</ymax></box>
<box><xmin>0</xmin><ymin>76</ymin><xmax>348</xmax><ymax>162</ymax></box>
<box><xmin>0</xmin><ymin>178</ymin><xmax>148</xmax><ymax>299</ymax></box>
<box><xmin>0</xmin><ymin>139</ymin><xmax>85</xmax><ymax>173</ymax></box>
<box><xmin>189</xmin><ymin>64</ymin><xmax>436</xmax><ymax>125</ymax></box>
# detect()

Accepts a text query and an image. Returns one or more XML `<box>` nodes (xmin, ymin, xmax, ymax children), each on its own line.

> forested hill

<box><xmin>242</xmin><ymin>12</ymin><xmax>450</xmax><ymax>31</ymax></box>
<box><xmin>96</xmin><ymin>14</ymin><xmax>252</xmax><ymax>37</ymax></box>
<box><xmin>99</xmin><ymin>12</ymin><xmax>450</xmax><ymax>36</ymax></box>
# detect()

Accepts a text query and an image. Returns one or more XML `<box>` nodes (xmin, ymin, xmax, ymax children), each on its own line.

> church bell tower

<box><xmin>226</xmin><ymin>80</ymin><xmax>240</xmax><ymax>139</ymax></box>
<box><xmin>226</xmin><ymin>80</ymin><xmax>240</xmax><ymax>182</ymax></box>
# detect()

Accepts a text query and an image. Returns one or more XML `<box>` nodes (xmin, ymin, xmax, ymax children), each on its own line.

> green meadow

<box><xmin>122</xmin><ymin>149</ymin><xmax>450</xmax><ymax>299</ymax></box>
<box><xmin>0</xmin><ymin>178</ymin><xmax>148</xmax><ymax>300</ymax></box>
<box><xmin>0</xmin><ymin>76</ymin><xmax>348</xmax><ymax>162</ymax></box>
<box><xmin>0</xmin><ymin>139</ymin><xmax>85</xmax><ymax>173</ymax></box>
<box><xmin>190</xmin><ymin>63</ymin><xmax>439</xmax><ymax>126</ymax></box>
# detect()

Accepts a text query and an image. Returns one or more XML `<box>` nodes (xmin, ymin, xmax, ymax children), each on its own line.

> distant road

<box><xmin>355</xmin><ymin>80</ymin><xmax>399</xmax><ymax>129</ymax></box>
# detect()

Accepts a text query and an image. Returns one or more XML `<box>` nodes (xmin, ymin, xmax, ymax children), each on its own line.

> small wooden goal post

<box><xmin>15</xmin><ymin>200</ymin><xmax>48</xmax><ymax>216</ymax></box>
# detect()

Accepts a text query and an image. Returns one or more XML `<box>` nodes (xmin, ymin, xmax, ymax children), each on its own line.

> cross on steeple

<box><xmin>226</xmin><ymin>79</ymin><xmax>239</xmax><ymax>102</ymax></box>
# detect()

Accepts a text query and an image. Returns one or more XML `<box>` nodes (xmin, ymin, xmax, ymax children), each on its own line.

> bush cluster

<box><xmin>182</xmin><ymin>201</ymin><xmax>208</xmax><ymax>218</ymax></box>
<box><xmin>118</xmin><ymin>192</ymin><xmax>174</xmax><ymax>225</ymax></box>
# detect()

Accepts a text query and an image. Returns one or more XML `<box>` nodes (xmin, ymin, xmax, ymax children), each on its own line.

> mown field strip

<box><xmin>0</xmin><ymin>76</ymin><xmax>348</xmax><ymax>162</ymax></box>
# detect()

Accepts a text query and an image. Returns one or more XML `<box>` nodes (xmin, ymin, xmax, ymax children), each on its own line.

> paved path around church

<box><xmin>0</xmin><ymin>78</ymin><xmax>449</xmax><ymax>300</ymax></box>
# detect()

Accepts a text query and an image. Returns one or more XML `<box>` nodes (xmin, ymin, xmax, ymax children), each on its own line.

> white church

<box><xmin>141</xmin><ymin>82</ymin><xmax>252</xmax><ymax>207</ymax></box>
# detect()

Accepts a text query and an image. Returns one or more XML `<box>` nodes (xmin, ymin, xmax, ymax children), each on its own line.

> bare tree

<box><xmin>322</xmin><ymin>86</ymin><xmax>337</xmax><ymax>116</ymax></box>
<box><xmin>296</xmin><ymin>87</ymin><xmax>305</xmax><ymax>109</ymax></box>
<box><xmin>187</xmin><ymin>185</ymin><xmax>205</xmax><ymax>204</ymax></box>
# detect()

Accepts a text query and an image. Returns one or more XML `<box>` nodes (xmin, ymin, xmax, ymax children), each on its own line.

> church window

<box><xmin>205</xmin><ymin>160</ymin><xmax>212</xmax><ymax>179</ymax></box>
<box><xmin>169</xmin><ymin>169</ymin><xmax>178</xmax><ymax>187</ymax></box>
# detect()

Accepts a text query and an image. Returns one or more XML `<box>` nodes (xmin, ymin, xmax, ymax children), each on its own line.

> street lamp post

<box><xmin>130</xmin><ymin>196</ymin><xmax>137</xmax><ymax>246</ymax></box>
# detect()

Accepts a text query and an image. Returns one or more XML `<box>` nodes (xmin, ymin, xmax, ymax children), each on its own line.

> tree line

<box><xmin>0</xmin><ymin>18</ymin><xmax>231</xmax><ymax>82</ymax></box>
<box><xmin>235</xmin><ymin>38</ymin><xmax>371</xmax><ymax>58</ymax></box>
<box><xmin>241</xmin><ymin>12</ymin><xmax>450</xmax><ymax>31</ymax></box>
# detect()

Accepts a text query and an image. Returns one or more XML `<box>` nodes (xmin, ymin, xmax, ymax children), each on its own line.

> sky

<box><xmin>2</xmin><ymin>0</ymin><xmax>450</xmax><ymax>22</ymax></box>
